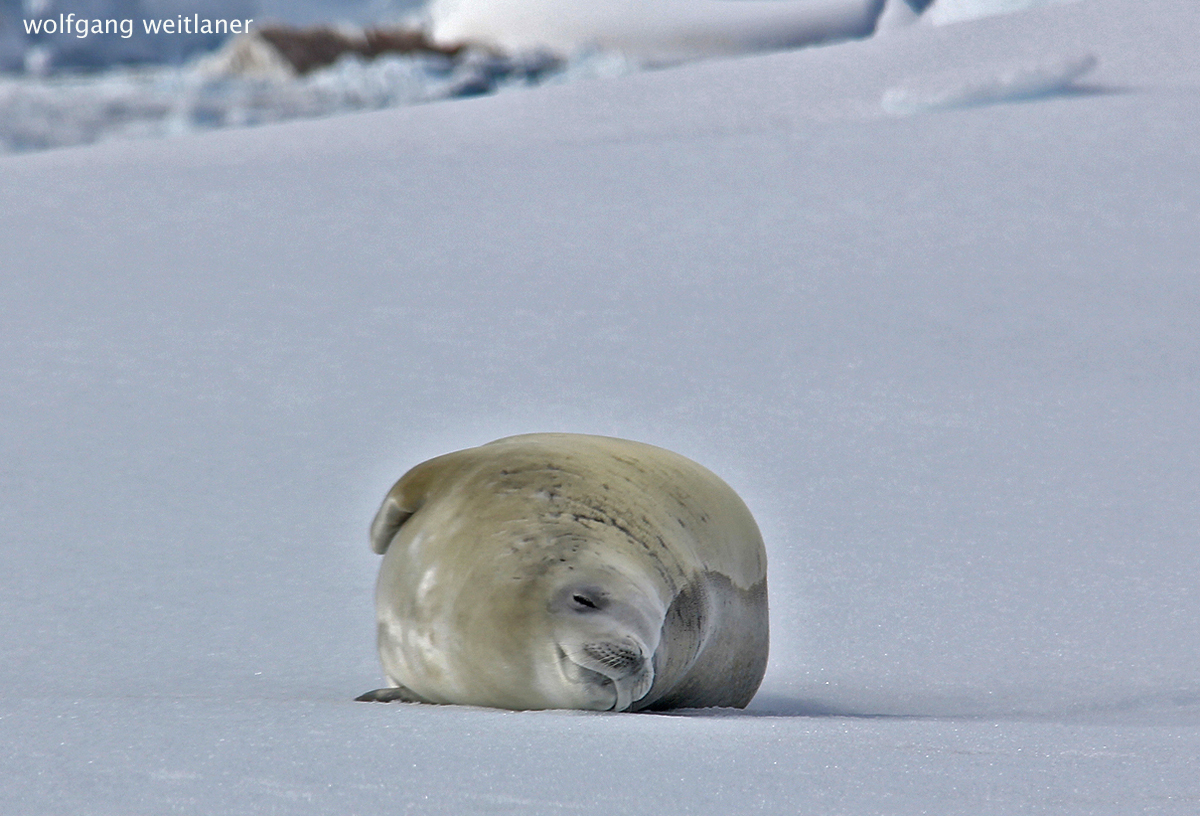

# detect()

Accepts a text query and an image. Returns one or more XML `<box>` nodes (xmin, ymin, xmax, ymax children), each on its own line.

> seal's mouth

<box><xmin>558</xmin><ymin>641</ymin><xmax>654</xmax><ymax>712</ymax></box>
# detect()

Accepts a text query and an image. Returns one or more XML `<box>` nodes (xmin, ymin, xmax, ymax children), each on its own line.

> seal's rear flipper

<box><xmin>370</xmin><ymin>449</ymin><xmax>477</xmax><ymax>554</ymax></box>
<box><xmin>355</xmin><ymin>685</ymin><xmax>433</xmax><ymax>704</ymax></box>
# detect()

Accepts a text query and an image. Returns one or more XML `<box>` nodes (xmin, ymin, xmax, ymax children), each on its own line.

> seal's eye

<box><xmin>572</xmin><ymin>594</ymin><xmax>600</xmax><ymax>610</ymax></box>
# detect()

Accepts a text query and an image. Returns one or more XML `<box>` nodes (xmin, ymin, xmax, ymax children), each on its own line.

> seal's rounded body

<box><xmin>361</xmin><ymin>433</ymin><xmax>768</xmax><ymax>711</ymax></box>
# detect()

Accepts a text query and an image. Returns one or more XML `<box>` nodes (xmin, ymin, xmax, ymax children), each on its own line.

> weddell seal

<box><xmin>356</xmin><ymin>433</ymin><xmax>768</xmax><ymax>711</ymax></box>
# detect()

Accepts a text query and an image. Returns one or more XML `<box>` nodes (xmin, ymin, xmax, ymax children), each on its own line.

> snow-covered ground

<box><xmin>3</xmin><ymin>0</ymin><xmax>1199</xmax><ymax>812</ymax></box>
<box><xmin>0</xmin><ymin>0</ymin><xmax>1078</xmax><ymax>155</ymax></box>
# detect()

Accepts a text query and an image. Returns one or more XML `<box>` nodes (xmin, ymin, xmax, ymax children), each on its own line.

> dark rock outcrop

<box><xmin>256</xmin><ymin>24</ymin><xmax>465</xmax><ymax>75</ymax></box>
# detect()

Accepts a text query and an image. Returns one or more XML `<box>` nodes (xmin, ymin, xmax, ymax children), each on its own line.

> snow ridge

<box><xmin>881</xmin><ymin>52</ymin><xmax>1098</xmax><ymax>114</ymax></box>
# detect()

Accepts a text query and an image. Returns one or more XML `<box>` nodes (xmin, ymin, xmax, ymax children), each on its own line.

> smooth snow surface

<box><xmin>928</xmin><ymin>0</ymin><xmax>1078</xmax><ymax>24</ymax></box>
<box><xmin>3</xmin><ymin>0</ymin><xmax>1199</xmax><ymax>812</ymax></box>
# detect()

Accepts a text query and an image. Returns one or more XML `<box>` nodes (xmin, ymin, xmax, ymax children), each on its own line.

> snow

<box><xmin>928</xmin><ymin>0</ymin><xmax>1078</xmax><ymax>24</ymax></box>
<box><xmin>3</xmin><ymin>0</ymin><xmax>1200</xmax><ymax>812</ymax></box>
<box><xmin>0</xmin><ymin>0</ymin><xmax>1067</xmax><ymax>157</ymax></box>
<box><xmin>425</xmin><ymin>0</ymin><xmax>887</xmax><ymax>60</ymax></box>
<box><xmin>0</xmin><ymin>0</ymin><xmax>1101</xmax><ymax>156</ymax></box>
<box><xmin>880</xmin><ymin>52</ymin><xmax>1098</xmax><ymax>114</ymax></box>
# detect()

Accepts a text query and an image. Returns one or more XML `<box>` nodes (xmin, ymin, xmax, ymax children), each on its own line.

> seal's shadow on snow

<box><xmin>742</xmin><ymin>694</ymin><xmax>934</xmax><ymax>718</ymax></box>
<box><xmin>649</xmin><ymin>694</ymin><xmax>941</xmax><ymax>719</ymax></box>
<box><xmin>652</xmin><ymin>688</ymin><xmax>1200</xmax><ymax>724</ymax></box>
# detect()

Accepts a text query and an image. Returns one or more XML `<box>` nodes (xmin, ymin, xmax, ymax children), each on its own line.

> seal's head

<box><xmin>540</xmin><ymin>570</ymin><xmax>664</xmax><ymax>711</ymax></box>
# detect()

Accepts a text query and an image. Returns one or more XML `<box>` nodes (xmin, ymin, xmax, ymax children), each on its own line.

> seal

<box><xmin>357</xmin><ymin>433</ymin><xmax>768</xmax><ymax>711</ymax></box>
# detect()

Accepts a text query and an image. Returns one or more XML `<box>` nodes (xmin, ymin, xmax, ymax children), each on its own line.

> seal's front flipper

<box><xmin>355</xmin><ymin>685</ymin><xmax>432</xmax><ymax>704</ymax></box>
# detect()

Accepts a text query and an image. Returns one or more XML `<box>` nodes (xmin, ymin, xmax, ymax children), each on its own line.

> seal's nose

<box><xmin>578</xmin><ymin>640</ymin><xmax>653</xmax><ymax>711</ymax></box>
<box><xmin>582</xmin><ymin>642</ymin><xmax>644</xmax><ymax>674</ymax></box>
